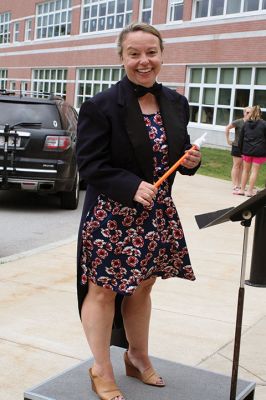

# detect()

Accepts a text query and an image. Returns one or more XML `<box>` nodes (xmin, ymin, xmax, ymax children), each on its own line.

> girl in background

<box><xmin>236</xmin><ymin>105</ymin><xmax>266</xmax><ymax>197</ymax></box>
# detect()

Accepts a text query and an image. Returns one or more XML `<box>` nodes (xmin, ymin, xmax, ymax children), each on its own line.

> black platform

<box><xmin>24</xmin><ymin>346</ymin><xmax>255</xmax><ymax>400</ymax></box>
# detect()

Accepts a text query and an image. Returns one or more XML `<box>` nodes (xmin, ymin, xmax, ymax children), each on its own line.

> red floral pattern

<box><xmin>80</xmin><ymin>112</ymin><xmax>195</xmax><ymax>294</ymax></box>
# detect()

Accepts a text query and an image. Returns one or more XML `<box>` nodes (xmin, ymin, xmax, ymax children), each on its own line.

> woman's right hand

<box><xmin>133</xmin><ymin>181</ymin><xmax>158</xmax><ymax>207</ymax></box>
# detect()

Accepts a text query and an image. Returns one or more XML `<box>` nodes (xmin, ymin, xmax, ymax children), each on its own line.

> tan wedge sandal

<box><xmin>124</xmin><ymin>351</ymin><xmax>165</xmax><ymax>387</ymax></box>
<box><xmin>89</xmin><ymin>368</ymin><xmax>125</xmax><ymax>400</ymax></box>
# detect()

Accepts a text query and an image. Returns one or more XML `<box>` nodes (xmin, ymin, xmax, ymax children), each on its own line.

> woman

<box><xmin>225</xmin><ymin>106</ymin><xmax>252</xmax><ymax>193</ymax></box>
<box><xmin>76</xmin><ymin>22</ymin><xmax>201</xmax><ymax>400</ymax></box>
<box><xmin>236</xmin><ymin>105</ymin><xmax>266</xmax><ymax>197</ymax></box>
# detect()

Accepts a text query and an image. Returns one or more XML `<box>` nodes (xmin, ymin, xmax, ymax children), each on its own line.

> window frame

<box><xmin>193</xmin><ymin>0</ymin><xmax>266</xmax><ymax>19</ymax></box>
<box><xmin>75</xmin><ymin>66</ymin><xmax>125</xmax><ymax>109</ymax></box>
<box><xmin>32</xmin><ymin>68</ymin><xmax>68</xmax><ymax>98</ymax></box>
<box><xmin>0</xmin><ymin>12</ymin><xmax>11</xmax><ymax>44</ymax></box>
<box><xmin>81</xmin><ymin>0</ymin><xmax>133</xmax><ymax>34</ymax></box>
<box><xmin>0</xmin><ymin>69</ymin><xmax>8</xmax><ymax>90</ymax></box>
<box><xmin>13</xmin><ymin>21</ymin><xmax>20</xmax><ymax>43</ymax></box>
<box><xmin>35</xmin><ymin>0</ymin><xmax>72</xmax><ymax>40</ymax></box>
<box><xmin>139</xmin><ymin>0</ymin><xmax>154</xmax><ymax>24</ymax></box>
<box><xmin>186</xmin><ymin>65</ymin><xmax>266</xmax><ymax>128</ymax></box>
<box><xmin>24</xmin><ymin>19</ymin><xmax>33</xmax><ymax>41</ymax></box>
<box><xmin>167</xmin><ymin>0</ymin><xmax>184</xmax><ymax>23</ymax></box>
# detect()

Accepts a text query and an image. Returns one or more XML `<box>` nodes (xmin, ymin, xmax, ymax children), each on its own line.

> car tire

<box><xmin>60</xmin><ymin>172</ymin><xmax>80</xmax><ymax>210</ymax></box>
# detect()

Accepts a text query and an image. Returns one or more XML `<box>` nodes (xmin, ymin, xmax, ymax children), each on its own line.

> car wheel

<box><xmin>60</xmin><ymin>172</ymin><xmax>80</xmax><ymax>210</ymax></box>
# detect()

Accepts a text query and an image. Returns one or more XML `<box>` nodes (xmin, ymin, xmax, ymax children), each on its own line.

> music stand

<box><xmin>195</xmin><ymin>188</ymin><xmax>266</xmax><ymax>400</ymax></box>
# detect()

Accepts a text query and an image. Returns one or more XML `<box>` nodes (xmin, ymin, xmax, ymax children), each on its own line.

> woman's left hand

<box><xmin>181</xmin><ymin>147</ymin><xmax>202</xmax><ymax>169</ymax></box>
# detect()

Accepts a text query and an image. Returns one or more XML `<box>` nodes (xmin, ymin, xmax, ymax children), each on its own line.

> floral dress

<box><xmin>80</xmin><ymin>112</ymin><xmax>195</xmax><ymax>295</ymax></box>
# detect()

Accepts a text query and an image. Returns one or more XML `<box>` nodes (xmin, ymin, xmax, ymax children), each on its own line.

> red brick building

<box><xmin>0</xmin><ymin>0</ymin><xmax>266</xmax><ymax>146</ymax></box>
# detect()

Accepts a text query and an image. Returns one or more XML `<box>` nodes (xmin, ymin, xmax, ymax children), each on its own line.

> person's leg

<box><xmin>81</xmin><ymin>282</ymin><xmax>124</xmax><ymax>399</ymax></box>
<box><xmin>246</xmin><ymin>162</ymin><xmax>261</xmax><ymax>196</ymax></box>
<box><xmin>121</xmin><ymin>277</ymin><xmax>164</xmax><ymax>385</ymax></box>
<box><xmin>231</xmin><ymin>156</ymin><xmax>243</xmax><ymax>189</ymax></box>
<box><xmin>239</xmin><ymin>160</ymin><xmax>252</xmax><ymax>194</ymax></box>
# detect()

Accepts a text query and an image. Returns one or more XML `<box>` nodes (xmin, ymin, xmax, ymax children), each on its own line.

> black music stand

<box><xmin>195</xmin><ymin>188</ymin><xmax>266</xmax><ymax>400</ymax></box>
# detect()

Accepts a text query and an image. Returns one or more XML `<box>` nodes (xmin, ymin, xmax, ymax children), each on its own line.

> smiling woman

<box><xmin>117</xmin><ymin>24</ymin><xmax>164</xmax><ymax>90</ymax></box>
<box><xmin>76</xmin><ymin>22</ymin><xmax>201</xmax><ymax>400</ymax></box>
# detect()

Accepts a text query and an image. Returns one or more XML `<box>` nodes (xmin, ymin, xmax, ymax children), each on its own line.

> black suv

<box><xmin>0</xmin><ymin>92</ymin><xmax>79</xmax><ymax>209</ymax></box>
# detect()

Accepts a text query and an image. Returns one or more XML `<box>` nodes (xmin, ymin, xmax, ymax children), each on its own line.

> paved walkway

<box><xmin>0</xmin><ymin>174</ymin><xmax>265</xmax><ymax>399</ymax></box>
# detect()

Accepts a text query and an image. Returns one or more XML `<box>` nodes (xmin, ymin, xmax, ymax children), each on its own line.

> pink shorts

<box><xmin>242</xmin><ymin>155</ymin><xmax>266</xmax><ymax>164</ymax></box>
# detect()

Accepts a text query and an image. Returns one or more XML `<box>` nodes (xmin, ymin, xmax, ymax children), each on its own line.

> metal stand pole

<box><xmin>230</xmin><ymin>217</ymin><xmax>251</xmax><ymax>400</ymax></box>
<box><xmin>246</xmin><ymin>205</ymin><xmax>266</xmax><ymax>287</ymax></box>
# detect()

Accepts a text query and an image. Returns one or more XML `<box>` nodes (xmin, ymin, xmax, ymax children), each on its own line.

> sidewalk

<box><xmin>0</xmin><ymin>174</ymin><xmax>265</xmax><ymax>400</ymax></box>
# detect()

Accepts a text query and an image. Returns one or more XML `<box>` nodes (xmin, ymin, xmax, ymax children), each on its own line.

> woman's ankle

<box><xmin>92</xmin><ymin>361</ymin><xmax>115</xmax><ymax>381</ymax></box>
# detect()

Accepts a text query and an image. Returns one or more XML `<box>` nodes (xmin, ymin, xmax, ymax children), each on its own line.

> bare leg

<box><xmin>81</xmin><ymin>282</ymin><xmax>124</xmax><ymax>399</ymax></box>
<box><xmin>122</xmin><ymin>277</ymin><xmax>164</xmax><ymax>385</ymax></box>
<box><xmin>247</xmin><ymin>163</ymin><xmax>261</xmax><ymax>195</ymax></box>
<box><xmin>240</xmin><ymin>161</ymin><xmax>252</xmax><ymax>194</ymax></box>
<box><xmin>231</xmin><ymin>156</ymin><xmax>243</xmax><ymax>188</ymax></box>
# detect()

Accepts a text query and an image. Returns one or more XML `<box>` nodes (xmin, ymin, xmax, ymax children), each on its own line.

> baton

<box><xmin>154</xmin><ymin>132</ymin><xmax>208</xmax><ymax>188</ymax></box>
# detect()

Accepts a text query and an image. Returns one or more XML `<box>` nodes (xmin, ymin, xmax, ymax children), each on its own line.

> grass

<box><xmin>199</xmin><ymin>147</ymin><xmax>266</xmax><ymax>189</ymax></box>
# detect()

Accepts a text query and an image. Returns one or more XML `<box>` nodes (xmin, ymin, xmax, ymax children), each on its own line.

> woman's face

<box><xmin>121</xmin><ymin>30</ymin><xmax>163</xmax><ymax>87</ymax></box>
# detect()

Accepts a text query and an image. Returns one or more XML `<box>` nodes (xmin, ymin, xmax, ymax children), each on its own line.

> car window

<box><xmin>57</xmin><ymin>101</ymin><xmax>77</xmax><ymax>132</ymax></box>
<box><xmin>0</xmin><ymin>101</ymin><xmax>62</xmax><ymax>129</ymax></box>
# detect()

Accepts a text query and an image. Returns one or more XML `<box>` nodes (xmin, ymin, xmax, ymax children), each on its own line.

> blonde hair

<box><xmin>250</xmin><ymin>105</ymin><xmax>262</xmax><ymax>121</ymax></box>
<box><xmin>117</xmin><ymin>22</ymin><xmax>164</xmax><ymax>58</ymax></box>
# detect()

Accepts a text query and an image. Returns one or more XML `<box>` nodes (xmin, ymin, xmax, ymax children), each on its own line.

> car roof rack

<box><xmin>0</xmin><ymin>89</ymin><xmax>65</xmax><ymax>101</ymax></box>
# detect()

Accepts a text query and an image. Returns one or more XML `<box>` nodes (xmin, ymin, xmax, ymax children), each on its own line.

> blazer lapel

<box><xmin>117</xmin><ymin>77</ymin><xmax>188</xmax><ymax>184</ymax></box>
<box><xmin>158</xmin><ymin>91</ymin><xmax>187</xmax><ymax>168</ymax></box>
<box><xmin>119</xmin><ymin>77</ymin><xmax>154</xmax><ymax>183</ymax></box>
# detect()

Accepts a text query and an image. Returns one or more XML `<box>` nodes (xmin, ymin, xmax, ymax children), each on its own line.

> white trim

<box><xmin>157</xmin><ymin>12</ymin><xmax>266</xmax><ymax>30</ymax></box>
<box><xmin>1</xmin><ymin>10</ymin><xmax>266</xmax><ymax>49</ymax></box>
<box><xmin>165</xmin><ymin>29</ymin><xmax>266</xmax><ymax>43</ymax></box>
<box><xmin>0</xmin><ymin>42</ymin><xmax>116</xmax><ymax>56</ymax></box>
<box><xmin>10</xmin><ymin>15</ymin><xmax>35</xmax><ymax>23</ymax></box>
<box><xmin>164</xmin><ymin>61</ymin><xmax>266</xmax><ymax>66</ymax></box>
<box><xmin>1</xmin><ymin>28</ymin><xmax>266</xmax><ymax>57</ymax></box>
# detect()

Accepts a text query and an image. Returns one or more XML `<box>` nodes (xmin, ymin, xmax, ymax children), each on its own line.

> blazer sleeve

<box><xmin>76</xmin><ymin>100</ymin><xmax>142</xmax><ymax>206</ymax></box>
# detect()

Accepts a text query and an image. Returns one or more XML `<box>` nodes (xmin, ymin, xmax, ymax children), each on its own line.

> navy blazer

<box><xmin>76</xmin><ymin>76</ymin><xmax>198</xmax><ymax>345</ymax></box>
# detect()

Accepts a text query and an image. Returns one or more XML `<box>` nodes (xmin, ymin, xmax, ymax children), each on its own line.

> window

<box><xmin>76</xmin><ymin>67</ymin><xmax>124</xmax><ymax>108</ymax></box>
<box><xmin>82</xmin><ymin>0</ymin><xmax>133</xmax><ymax>33</ymax></box>
<box><xmin>169</xmin><ymin>0</ymin><xmax>184</xmax><ymax>21</ymax></box>
<box><xmin>0</xmin><ymin>12</ymin><xmax>11</xmax><ymax>44</ymax></box>
<box><xmin>20</xmin><ymin>81</ymin><xmax>28</xmax><ymax>96</ymax></box>
<box><xmin>140</xmin><ymin>0</ymin><xmax>153</xmax><ymax>24</ymax></box>
<box><xmin>210</xmin><ymin>0</ymin><xmax>225</xmax><ymax>16</ymax></box>
<box><xmin>36</xmin><ymin>0</ymin><xmax>72</xmax><ymax>39</ymax></box>
<box><xmin>194</xmin><ymin>0</ymin><xmax>266</xmax><ymax>18</ymax></box>
<box><xmin>226</xmin><ymin>0</ymin><xmax>240</xmax><ymax>13</ymax></box>
<box><xmin>32</xmin><ymin>69</ymin><xmax>67</xmax><ymax>98</ymax></box>
<box><xmin>25</xmin><ymin>19</ymin><xmax>32</xmax><ymax>41</ymax></box>
<box><xmin>0</xmin><ymin>69</ymin><xmax>8</xmax><ymax>90</ymax></box>
<box><xmin>195</xmin><ymin>0</ymin><xmax>208</xmax><ymax>17</ymax></box>
<box><xmin>13</xmin><ymin>22</ymin><xmax>20</xmax><ymax>42</ymax></box>
<box><xmin>187</xmin><ymin>66</ymin><xmax>266</xmax><ymax>126</ymax></box>
<box><xmin>9</xmin><ymin>81</ymin><xmax>16</xmax><ymax>92</ymax></box>
<box><xmin>244</xmin><ymin>0</ymin><xmax>259</xmax><ymax>12</ymax></box>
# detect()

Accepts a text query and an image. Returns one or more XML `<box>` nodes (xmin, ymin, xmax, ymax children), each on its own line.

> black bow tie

<box><xmin>133</xmin><ymin>82</ymin><xmax>162</xmax><ymax>98</ymax></box>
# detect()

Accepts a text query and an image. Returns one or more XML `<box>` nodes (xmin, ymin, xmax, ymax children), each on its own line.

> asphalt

<box><xmin>0</xmin><ymin>174</ymin><xmax>265</xmax><ymax>400</ymax></box>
